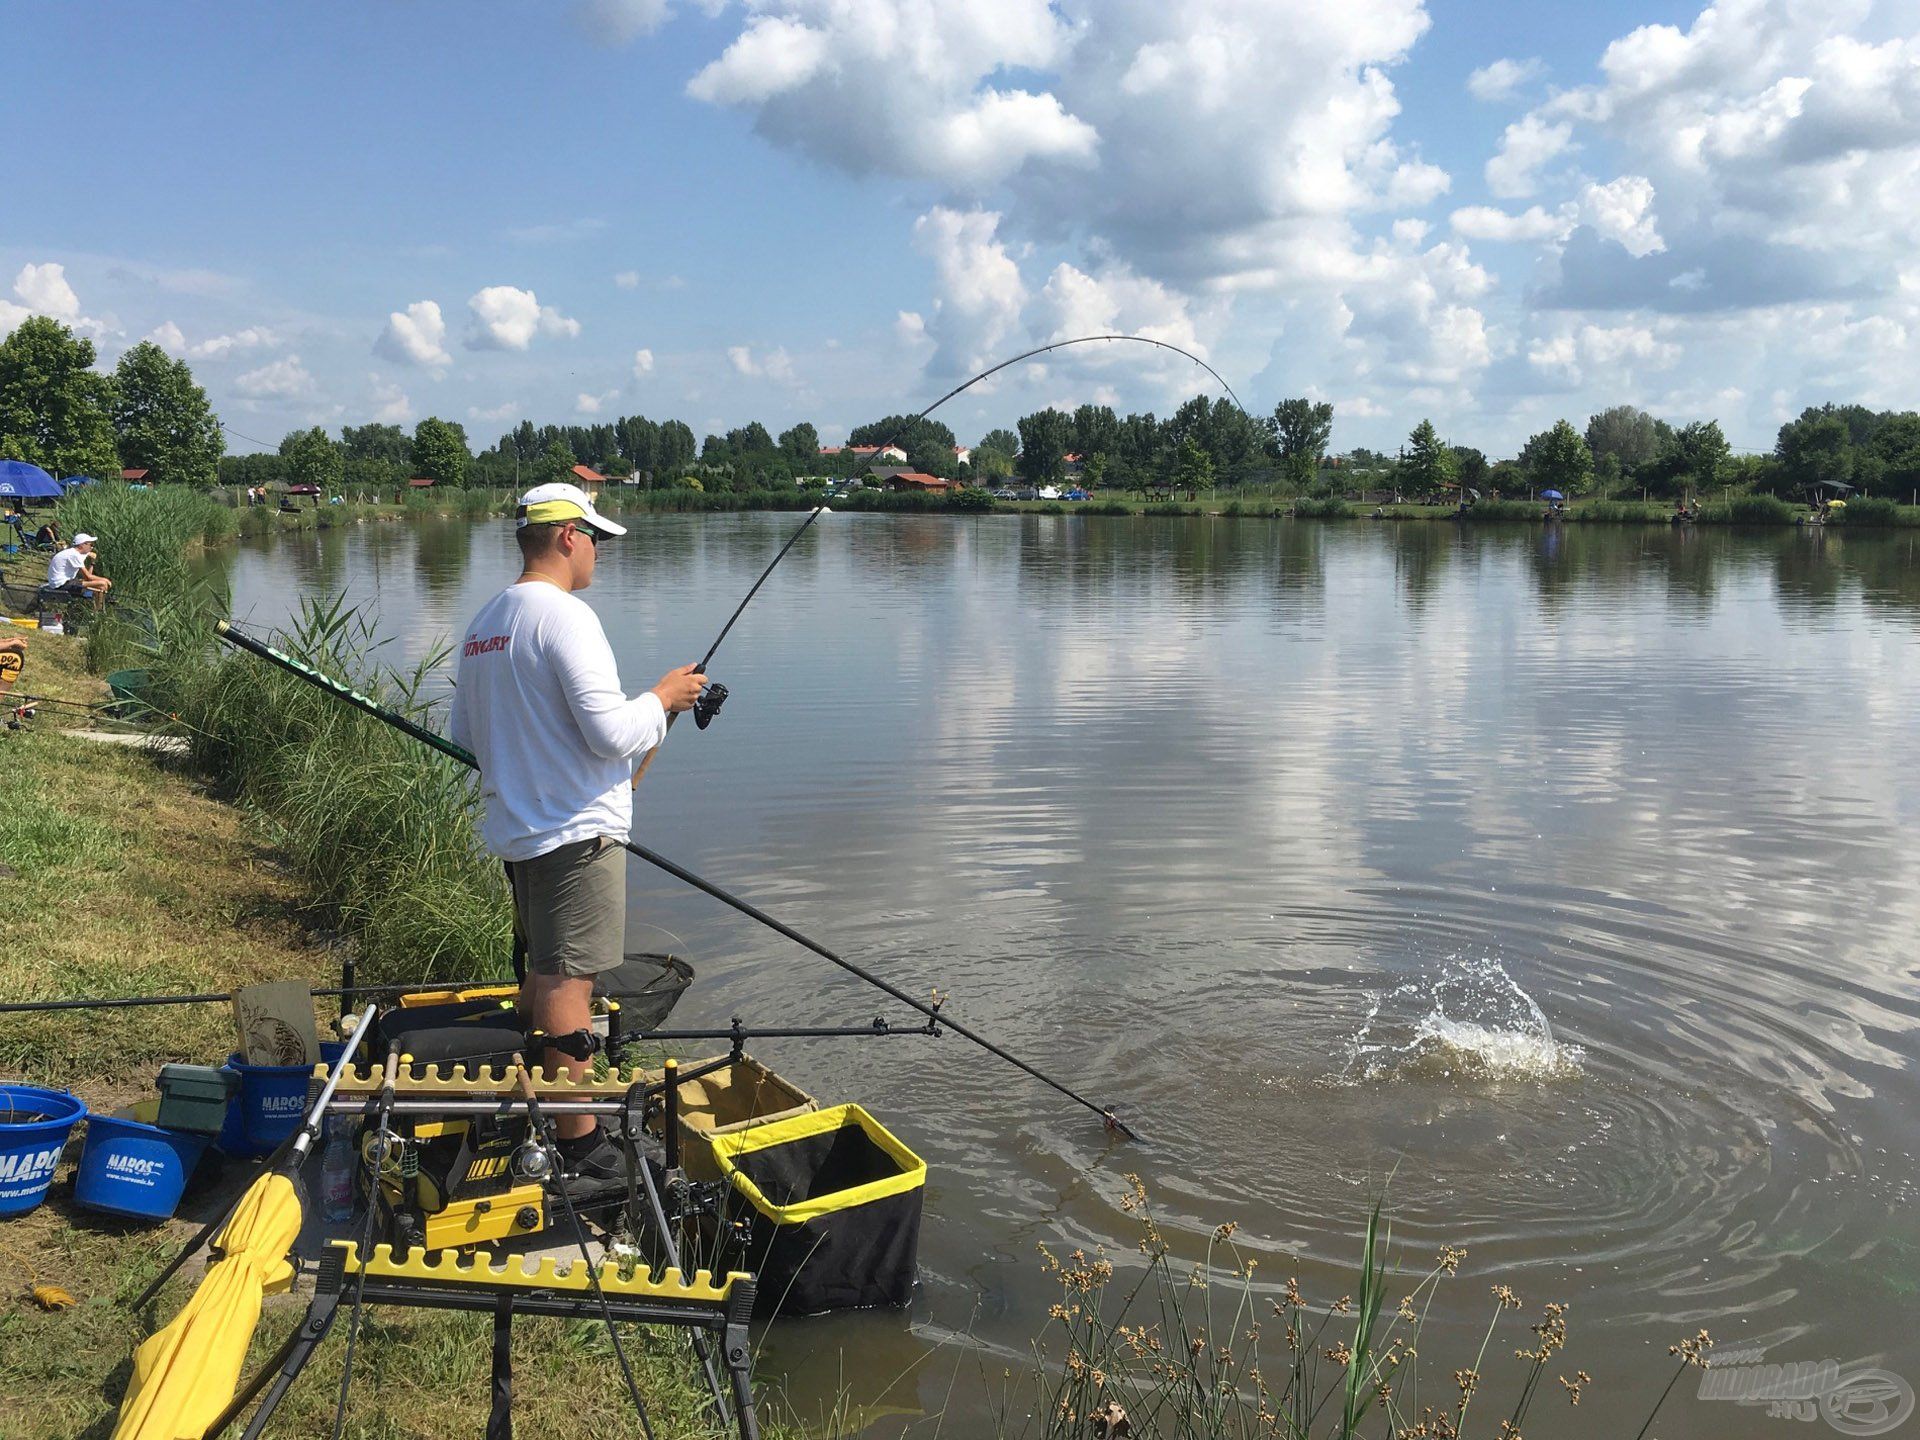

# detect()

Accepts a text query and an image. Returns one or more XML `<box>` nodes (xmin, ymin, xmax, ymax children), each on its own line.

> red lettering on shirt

<box><xmin>462</xmin><ymin>634</ymin><xmax>512</xmax><ymax>658</ymax></box>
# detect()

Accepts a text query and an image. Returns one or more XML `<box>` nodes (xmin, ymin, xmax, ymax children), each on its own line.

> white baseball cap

<box><xmin>514</xmin><ymin>482</ymin><xmax>626</xmax><ymax>538</ymax></box>
<box><xmin>73</xmin><ymin>532</ymin><xmax>99</xmax><ymax>546</ymax></box>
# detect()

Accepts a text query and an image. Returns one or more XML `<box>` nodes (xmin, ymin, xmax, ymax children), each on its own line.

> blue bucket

<box><xmin>74</xmin><ymin>1112</ymin><xmax>210</xmax><ymax>1221</ymax></box>
<box><xmin>0</xmin><ymin>1085</ymin><xmax>87</xmax><ymax>1218</ymax></box>
<box><xmin>230</xmin><ymin>1042</ymin><xmax>346</xmax><ymax>1151</ymax></box>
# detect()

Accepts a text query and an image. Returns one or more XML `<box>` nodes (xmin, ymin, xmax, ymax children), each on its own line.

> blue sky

<box><xmin>4</xmin><ymin>0</ymin><xmax>1914</xmax><ymax>458</ymax></box>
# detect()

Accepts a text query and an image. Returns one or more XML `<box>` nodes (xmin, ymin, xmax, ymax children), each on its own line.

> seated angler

<box><xmin>449</xmin><ymin>482</ymin><xmax>706</xmax><ymax>1192</ymax></box>
<box><xmin>46</xmin><ymin>531</ymin><xmax>111</xmax><ymax>608</ymax></box>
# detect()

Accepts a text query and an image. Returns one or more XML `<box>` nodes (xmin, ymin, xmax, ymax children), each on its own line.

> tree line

<box><xmin>8</xmin><ymin>313</ymin><xmax>1920</xmax><ymax>505</ymax></box>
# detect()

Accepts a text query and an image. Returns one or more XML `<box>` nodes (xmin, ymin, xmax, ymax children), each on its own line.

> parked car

<box><xmin>1037</xmin><ymin>486</ymin><xmax>1063</xmax><ymax>500</ymax></box>
<box><xmin>1065</xmin><ymin>488</ymin><xmax>1089</xmax><ymax>501</ymax></box>
<box><xmin>990</xmin><ymin>488</ymin><xmax>1017</xmax><ymax>500</ymax></box>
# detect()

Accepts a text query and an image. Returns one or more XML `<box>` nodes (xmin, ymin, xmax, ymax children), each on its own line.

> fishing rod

<box><xmin>0</xmin><ymin>977</ymin><xmax>527</xmax><ymax>1017</ymax></box>
<box><xmin>214</xmin><ymin>619</ymin><xmax>1140</xmax><ymax>1140</ymax></box>
<box><xmin>630</xmin><ymin>503</ymin><xmax>824</xmax><ymax>787</ymax></box>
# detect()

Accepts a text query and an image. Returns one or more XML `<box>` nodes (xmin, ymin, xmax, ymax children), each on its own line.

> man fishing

<box><xmin>449</xmin><ymin>481</ymin><xmax>705</xmax><ymax>1189</ymax></box>
<box><xmin>46</xmin><ymin>531</ymin><xmax>111</xmax><ymax>607</ymax></box>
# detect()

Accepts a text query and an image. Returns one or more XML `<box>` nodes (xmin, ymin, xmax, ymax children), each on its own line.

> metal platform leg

<box><xmin>203</xmin><ymin>1274</ymin><xmax>343</xmax><ymax>1440</ymax></box>
<box><xmin>723</xmin><ymin>1283</ymin><xmax>761</xmax><ymax>1440</ymax></box>
<box><xmin>486</xmin><ymin>1295</ymin><xmax>514</xmax><ymax>1440</ymax></box>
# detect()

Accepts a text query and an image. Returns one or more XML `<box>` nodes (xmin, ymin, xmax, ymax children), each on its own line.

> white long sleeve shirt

<box><xmin>448</xmin><ymin>581</ymin><xmax>666</xmax><ymax>861</ymax></box>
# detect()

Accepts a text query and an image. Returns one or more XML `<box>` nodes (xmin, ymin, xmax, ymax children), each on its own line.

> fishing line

<box><xmin>214</xmin><ymin>620</ymin><xmax>1141</xmax><ymax>1139</ymax></box>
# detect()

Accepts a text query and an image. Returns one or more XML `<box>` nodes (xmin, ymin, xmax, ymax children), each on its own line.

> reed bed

<box><xmin>1000</xmin><ymin>1181</ymin><xmax>1711</xmax><ymax>1440</ymax></box>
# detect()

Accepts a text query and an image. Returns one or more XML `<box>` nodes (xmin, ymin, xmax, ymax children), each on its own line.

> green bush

<box><xmin>1835</xmin><ymin>496</ymin><xmax>1899</xmax><ymax>527</ymax></box>
<box><xmin>1292</xmin><ymin>495</ymin><xmax>1353</xmax><ymax>519</ymax></box>
<box><xmin>1728</xmin><ymin>493</ymin><xmax>1796</xmax><ymax>524</ymax></box>
<box><xmin>1082</xmin><ymin>501</ymin><xmax>1132</xmax><ymax>516</ymax></box>
<box><xmin>1577</xmin><ymin>500</ymin><xmax>1669</xmax><ymax>523</ymax></box>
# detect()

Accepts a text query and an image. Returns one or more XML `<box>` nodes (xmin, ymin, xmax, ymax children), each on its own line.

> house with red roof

<box><xmin>883</xmin><ymin>471</ymin><xmax>961</xmax><ymax>494</ymax></box>
<box><xmin>569</xmin><ymin>464</ymin><xmax>606</xmax><ymax>490</ymax></box>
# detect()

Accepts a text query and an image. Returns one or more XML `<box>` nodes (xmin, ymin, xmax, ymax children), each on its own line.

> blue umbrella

<box><xmin>1540</xmin><ymin>489</ymin><xmax>1565</xmax><ymax>501</ymax></box>
<box><xmin>0</xmin><ymin>460</ymin><xmax>61</xmax><ymax>500</ymax></box>
<box><xmin>59</xmin><ymin>475</ymin><xmax>97</xmax><ymax>489</ymax></box>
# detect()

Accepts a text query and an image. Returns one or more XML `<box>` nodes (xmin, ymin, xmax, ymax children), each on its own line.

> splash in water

<box><xmin>1342</xmin><ymin>957</ymin><xmax>1582</xmax><ymax>1083</ymax></box>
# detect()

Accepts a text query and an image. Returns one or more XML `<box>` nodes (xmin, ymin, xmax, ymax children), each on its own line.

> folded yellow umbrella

<box><xmin>111</xmin><ymin>1171</ymin><xmax>302</xmax><ymax>1440</ymax></box>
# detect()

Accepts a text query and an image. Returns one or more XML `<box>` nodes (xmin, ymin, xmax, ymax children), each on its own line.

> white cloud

<box><xmin>574</xmin><ymin>0</ymin><xmax>671</xmax><ymax>45</ymax></box>
<box><xmin>468</xmin><ymin>400</ymin><xmax>519</xmax><ymax>422</ymax></box>
<box><xmin>0</xmin><ymin>261</ymin><xmax>108</xmax><ymax>337</ymax></box>
<box><xmin>575</xmin><ymin>390</ymin><xmax>620</xmax><ymax>415</ymax></box>
<box><xmin>726</xmin><ymin>345</ymin><xmax>796</xmax><ymax>383</ymax></box>
<box><xmin>147</xmin><ymin>320</ymin><xmax>278</xmax><ymax>360</ymax></box>
<box><xmin>911</xmin><ymin>207</ymin><xmax>1029</xmax><ymax>374</ymax></box>
<box><xmin>1486</xmin><ymin>113</ymin><xmax>1574</xmax><ymax>198</ymax></box>
<box><xmin>1468</xmin><ymin>57</ymin><xmax>1545</xmax><ymax>103</ymax></box>
<box><xmin>17</xmin><ymin>263</ymin><xmax>80</xmax><ymax>319</ymax></box>
<box><xmin>465</xmin><ymin>286</ymin><xmax>580</xmax><ymax>350</ymax></box>
<box><xmin>145</xmin><ymin>320</ymin><xmax>187</xmax><ymax>352</ymax></box>
<box><xmin>614</xmin><ymin>271</ymin><xmax>640</xmax><ymax>289</ymax></box>
<box><xmin>369</xmin><ymin>376</ymin><xmax>412</xmax><ymax>424</ymax></box>
<box><xmin>234</xmin><ymin>355</ymin><xmax>314</xmax><ymax>398</ymax></box>
<box><xmin>1578</xmin><ymin>175</ymin><xmax>1665</xmax><ymax>257</ymax></box>
<box><xmin>1527</xmin><ymin>322</ymin><xmax>1681</xmax><ymax>382</ymax></box>
<box><xmin>632</xmin><ymin>347</ymin><xmax>654</xmax><ymax>377</ymax></box>
<box><xmin>376</xmin><ymin>300</ymin><xmax>451</xmax><ymax>368</ymax></box>
<box><xmin>1450</xmin><ymin>204</ymin><xmax>1569</xmax><ymax>244</ymax></box>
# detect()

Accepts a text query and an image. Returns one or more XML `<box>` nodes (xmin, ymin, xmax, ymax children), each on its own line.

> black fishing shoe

<box><xmin>555</xmin><ymin>1130</ymin><xmax>652</xmax><ymax>1207</ymax></box>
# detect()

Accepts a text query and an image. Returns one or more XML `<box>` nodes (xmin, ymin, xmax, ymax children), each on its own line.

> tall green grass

<box><xmin>1292</xmin><ymin>495</ymin><xmax>1353</xmax><ymax>519</ymax></box>
<box><xmin>156</xmin><ymin>595</ymin><xmax>512</xmax><ymax>983</ymax></box>
<box><xmin>1834</xmin><ymin>496</ymin><xmax>1900</xmax><ymax>526</ymax></box>
<box><xmin>1727</xmin><ymin>493</ymin><xmax>1796</xmax><ymax>524</ymax></box>
<box><xmin>59</xmin><ymin>482</ymin><xmax>230</xmax><ymax>599</ymax></box>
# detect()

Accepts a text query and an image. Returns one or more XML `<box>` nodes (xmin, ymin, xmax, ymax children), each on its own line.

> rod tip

<box><xmin>214</xmin><ymin>619</ymin><xmax>231</xmax><ymax>635</ymax></box>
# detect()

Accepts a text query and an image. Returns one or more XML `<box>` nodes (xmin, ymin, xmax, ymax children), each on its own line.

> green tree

<box><xmin>279</xmin><ymin>426</ymin><xmax>343</xmax><ymax>490</ymax></box>
<box><xmin>411</xmin><ymin>416</ymin><xmax>471</xmax><ymax>486</ymax></box>
<box><xmin>1401</xmin><ymin>419</ymin><xmax>1457</xmax><ymax>494</ymax></box>
<box><xmin>1452</xmin><ymin>446</ymin><xmax>1489</xmax><ymax>492</ymax></box>
<box><xmin>1870</xmin><ymin>412</ymin><xmax>1920</xmax><ymax>492</ymax></box>
<box><xmin>1016</xmin><ymin>409</ymin><xmax>1072</xmax><ymax>485</ymax></box>
<box><xmin>778</xmin><ymin>422</ymin><xmax>819</xmax><ymax>469</ymax></box>
<box><xmin>1584</xmin><ymin>405</ymin><xmax>1671</xmax><ymax>473</ymax></box>
<box><xmin>1268</xmin><ymin>398</ymin><xmax>1334</xmax><ymax>491</ymax></box>
<box><xmin>978</xmin><ymin>427</ymin><xmax>1020</xmax><ymax>459</ymax></box>
<box><xmin>539</xmin><ymin>437</ymin><xmax>577</xmax><ymax>482</ymax></box>
<box><xmin>969</xmin><ymin>445</ymin><xmax>1014</xmax><ymax>479</ymax></box>
<box><xmin>342</xmin><ymin>423</ymin><xmax>411</xmax><ymax>465</ymax></box>
<box><xmin>1776</xmin><ymin>408</ymin><xmax>1853</xmax><ymax>495</ymax></box>
<box><xmin>1173</xmin><ymin>435</ymin><xmax>1215</xmax><ymax>494</ymax></box>
<box><xmin>657</xmin><ymin>421</ymin><xmax>696</xmax><ymax>474</ymax></box>
<box><xmin>1674</xmin><ymin>420</ymin><xmax>1730</xmax><ymax>494</ymax></box>
<box><xmin>1070</xmin><ymin>403</ymin><xmax>1121</xmax><ymax>462</ymax></box>
<box><xmin>0</xmin><ymin>316</ymin><xmax>120</xmax><ymax>479</ymax></box>
<box><xmin>111</xmin><ymin>340</ymin><xmax>223</xmax><ymax>485</ymax></box>
<box><xmin>1519</xmin><ymin>419</ymin><xmax>1594</xmax><ymax>495</ymax></box>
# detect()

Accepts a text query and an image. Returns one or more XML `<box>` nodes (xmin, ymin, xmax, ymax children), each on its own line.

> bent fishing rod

<box><xmin>213</xmin><ymin>619</ymin><xmax>1140</xmax><ymax>1139</ymax></box>
<box><xmin>631</xmin><ymin>502</ymin><xmax>825</xmax><ymax>787</ymax></box>
<box><xmin>642</xmin><ymin>332</ymin><xmax>1240</xmax><ymax>776</ymax></box>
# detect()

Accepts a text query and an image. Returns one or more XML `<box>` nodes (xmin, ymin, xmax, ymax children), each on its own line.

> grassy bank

<box><xmin>0</xmin><ymin>683</ymin><xmax>770</xmax><ymax>1437</ymax></box>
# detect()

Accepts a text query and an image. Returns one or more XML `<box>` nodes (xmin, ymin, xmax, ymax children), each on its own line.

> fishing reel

<box><xmin>693</xmin><ymin>680</ymin><xmax>729</xmax><ymax>730</ymax></box>
<box><xmin>6</xmin><ymin>703</ymin><xmax>34</xmax><ymax>730</ymax></box>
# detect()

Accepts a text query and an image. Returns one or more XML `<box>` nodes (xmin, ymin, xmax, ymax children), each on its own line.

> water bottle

<box><xmin>320</xmin><ymin>1118</ymin><xmax>357</xmax><ymax>1222</ymax></box>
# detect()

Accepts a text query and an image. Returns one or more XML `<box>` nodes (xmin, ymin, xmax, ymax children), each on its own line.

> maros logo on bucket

<box><xmin>262</xmin><ymin>1094</ymin><xmax>306</xmax><ymax>1114</ymax></box>
<box><xmin>0</xmin><ymin>1147</ymin><xmax>61</xmax><ymax>1187</ymax></box>
<box><xmin>105</xmin><ymin>1153</ymin><xmax>164</xmax><ymax>1181</ymax></box>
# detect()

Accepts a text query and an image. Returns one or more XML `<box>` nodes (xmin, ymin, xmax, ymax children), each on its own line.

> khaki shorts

<box><xmin>509</xmin><ymin>836</ymin><xmax>626</xmax><ymax>978</ymax></box>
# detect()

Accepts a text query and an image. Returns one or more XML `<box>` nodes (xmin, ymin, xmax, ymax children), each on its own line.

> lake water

<box><xmin>216</xmin><ymin>514</ymin><xmax>1920</xmax><ymax>1436</ymax></box>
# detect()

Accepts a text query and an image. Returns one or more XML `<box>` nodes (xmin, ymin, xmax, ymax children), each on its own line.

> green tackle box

<box><xmin>154</xmin><ymin>1064</ymin><xmax>237</xmax><ymax>1136</ymax></box>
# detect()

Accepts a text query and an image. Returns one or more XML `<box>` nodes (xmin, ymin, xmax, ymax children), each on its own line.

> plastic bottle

<box><xmin>319</xmin><ymin>1118</ymin><xmax>357</xmax><ymax>1222</ymax></box>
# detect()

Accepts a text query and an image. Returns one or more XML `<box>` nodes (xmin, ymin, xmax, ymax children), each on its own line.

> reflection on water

<box><xmin>216</xmin><ymin>516</ymin><xmax>1920</xmax><ymax>1435</ymax></box>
